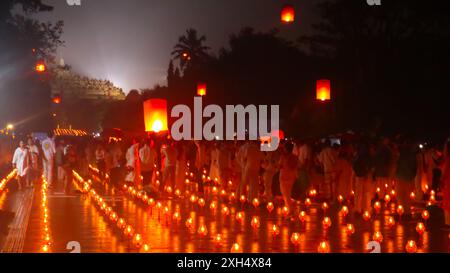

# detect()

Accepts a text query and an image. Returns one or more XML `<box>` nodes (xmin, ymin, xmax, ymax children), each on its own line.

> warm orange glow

<box><xmin>214</xmin><ymin>234</ymin><xmax>223</xmax><ymax>246</ymax></box>
<box><xmin>197</xmin><ymin>225</ymin><xmax>208</xmax><ymax>237</ymax></box>
<box><xmin>185</xmin><ymin>217</ymin><xmax>193</xmax><ymax>229</ymax></box>
<box><xmin>373</xmin><ymin>231</ymin><xmax>383</xmax><ymax>242</ymax></box>
<box><xmin>317</xmin><ymin>241</ymin><xmax>330</xmax><ymax>253</ymax></box>
<box><xmin>374</xmin><ymin>201</ymin><xmax>381</xmax><ymax>214</ymax></box>
<box><xmin>346</xmin><ymin>224</ymin><xmax>355</xmax><ymax>235</ymax></box>
<box><xmin>35</xmin><ymin>62</ymin><xmax>46</xmax><ymax>73</ymax></box>
<box><xmin>337</xmin><ymin>195</ymin><xmax>344</xmax><ymax>203</ymax></box>
<box><xmin>197</xmin><ymin>83</ymin><xmax>207</xmax><ymax>96</ymax></box>
<box><xmin>405</xmin><ymin>240</ymin><xmax>418</xmax><ymax>253</ymax></box>
<box><xmin>299</xmin><ymin>211</ymin><xmax>307</xmax><ymax>223</ymax></box>
<box><xmin>271</xmin><ymin>224</ymin><xmax>280</xmax><ymax>237</ymax></box>
<box><xmin>235</xmin><ymin>211</ymin><xmax>244</xmax><ymax>224</ymax></box>
<box><xmin>322</xmin><ymin>217</ymin><xmax>332</xmax><ymax>229</ymax></box>
<box><xmin>316</xmin><ymin>79</ymin><xmax>331</xmax><ymax>101</ymax></box>
<box><xmin>282</xmin><ymin>206</ymin><xmax>290</xmax><ymax>217</ymax></box>
<box><xmin>397</xmin><ymin>205</ymin><xmax>404</xmax><ymax>216</ymax></box>
<box><xmin>266</xmin><ymin>202</ymin><xmax>274</xmax><ymax>213</ymax></box>
<box><xmin>340</xmin><ymin>206</ymin><xmax>349</xmax><ymax>217</ymax></box>
<box><xmin>230</xmin><ymin>243</ymin><xmax>242</xmax><ymax>253</ymax></box>
<box><xmin>198</xmin><ymin>198</ymin><xmax>206</xmax><ymax>208</ymax></box>
<box><xmin>52</xmin><ymin>96</ymin><xmax>61</xmax><ymax>104</ymax></box>
<box><xmin>252</xmin><ymin>198</ymin><xmax>260</xmax><ymax>208</ymax></box>
<box><xmin>251</xmin><ymin>216</ymin><xmax>260</xmax><ymax>229</ymax></box>
<box><xmin>143</xmin><ymin>99</ymin><xmax>168</xmax><ymax>133</ymax></box>
<box><xmin>416</xmin><ymin>222</ymin><xmax>426</xmax><ymax>235</ymax></box>
<box><xmin>305</xmin><ymin>198</ymin><xmax>312</xmax><ymax>207</ymax></box>
<box><xmin>281</xmin><ymin>5</ymin><xmax>295</xmax><ymax>23</ymax></box>
<box><xmin>410</xmin><ymin>192</ymin><xmax>416</xmax><ymax>201</ymax></box>
<box><xmin>421</xmin><ymin>210</ymin><xmax>430</xmax><ymax>221</ymax></box>
<box><xmin>221</xmin><ymin>206</ymin><xmax>230</xmax><ymax>216</ymax></box>
<box><xmin>290</xmin><ymin>232</ymin><xmax>300</xmax><ymax>246</ymax></box>
<box><xmin>387</xmin><ymin>216</ymin><xmax>395</xmax><ymax>228</ymax></box>
<box><xmin>363</xmin><ymin>211</ymin><xmax>371</xmax><ymax>221</ymax></box>
<box><xmin>321</xmin><ymin>202</ymin><xmax>329</xmax><ymax>211</ymax></box>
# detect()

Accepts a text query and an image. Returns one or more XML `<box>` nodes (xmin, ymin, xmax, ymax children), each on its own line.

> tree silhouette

<box><xmin>171</xmin><ymin>28</ymin><xmax>211</xmax><ymax>72</ymax></box>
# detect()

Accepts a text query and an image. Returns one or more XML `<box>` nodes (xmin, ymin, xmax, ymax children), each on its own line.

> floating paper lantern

<box><xmin>143</xmin><ymin>99</ymin><xmax>168</xmax><ymax>133</ymax></box>
<box><xmin>35</xmin><ymin>62</ymin><xmax>46</xmax><ymax>73</ymax></box>
<box><xmin>52</xmin><ymin>96</ymin><xmax>61</xmax><ymax>104</ymax></box>
<box><xmin>405</xmin><ymin>240</ymin><xmax>417</xmax><ymax>253</ymax></box>
<box><xmin>316</xmin><ymin>79</ymin><xmax>331</xmax><ymax>101</ymax></box>
<box><xmin>281</xmin><ymin>5</ymin><xmax>295</xmax><ymax>23</ymax></box>
<box><xmin>197</xmin><ymin>83</ymin><xmax>207</xmax><ymax>96</ymax></box>
<box><xmin>266</xmin><ymin>202</ymin><xmax>274</xmax><ymax>213</ymax></box>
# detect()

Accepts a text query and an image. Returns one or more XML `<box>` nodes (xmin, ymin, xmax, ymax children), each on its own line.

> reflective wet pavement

<box><xmin>2</xmin><ymin>171</ymin><xmax>447</xmax><ymax>253</ymax></box>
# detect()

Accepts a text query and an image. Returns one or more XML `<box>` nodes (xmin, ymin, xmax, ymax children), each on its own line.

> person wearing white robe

<box><xmin>242</xmin><ymin>141</ymin><xmax>263</xmax><ymax>201</ymax></box>
<box><xmin>125</xmin><ymin>141</ymin><xmax>141</xmax><ymax>187</ymax></box>
<box><xmin>12</xmin><ymin>141</ymin><xmax>30</xmax><ymax>190</ymax></box>
<box><xmin>41</xmin><ymin>135</ymin><xmax>56</xmax><ymax>187</ymax></box>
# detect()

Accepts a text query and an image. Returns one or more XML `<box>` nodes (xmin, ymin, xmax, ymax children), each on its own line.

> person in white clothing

<box><xmin>125</xmin><ymin>139</ymin><xmax>141</xmax><ymax>187</ymax></box>
<box><xmin>139</xmin><ymin>139</ymin><xmax>157</xmax><ymax>189</ymax></box>
<box><xmin>41</xmin><ymin>134</ymin><xmax>56</xmax><ymax>187</ymax></box>
<box><xmin>12</xmin><ymin>140</ymin><xmax>30</xmax><ymax>190</ymax></box>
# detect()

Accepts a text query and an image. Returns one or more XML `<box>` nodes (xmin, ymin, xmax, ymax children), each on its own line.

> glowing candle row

<box><xmin>41</xmin><ymin>176</ymin><xmax>52</xmax><ymax>253</ymax></box>
<box><xmin>0</xmin><ymin>169</ymin><xmax>17</xmax><ymax>193</ymax></box>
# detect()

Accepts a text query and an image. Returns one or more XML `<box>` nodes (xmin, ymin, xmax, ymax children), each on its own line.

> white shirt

<box><xmin>41</xmin><ymin>138</ymin><xmax>55</xmax><ymax>161</ymax></box>
<box><xmin>12</xmin><ymin>147</ymin><xmax>29</xmax><ymax>176</ymax></box>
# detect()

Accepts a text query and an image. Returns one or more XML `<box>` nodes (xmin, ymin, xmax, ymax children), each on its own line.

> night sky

<box><xmin>35</xmin><ymin>0</ymin><xmax>318</xmax><ymax>92</ymax></box>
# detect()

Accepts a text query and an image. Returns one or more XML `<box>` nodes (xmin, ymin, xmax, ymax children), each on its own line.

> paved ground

<box><xmin>2</xmin><ymin>170</ymin><xmax>449</xmax><ymax>253</ymax></box>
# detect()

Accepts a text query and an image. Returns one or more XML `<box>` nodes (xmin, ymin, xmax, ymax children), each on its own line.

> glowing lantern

<box><xmin>214</xmin><ymin>234</ymin><xmax>223</xmax><ymax>246</ymax></box>
<box><xmin>190</xmin><ymin>194</ymin><xmax>198</xmax><ymax>203</ymax></box>
<box><xmin>172</xmin><ymin>212</ymin><xmax>181</xmax><ymax>223</ymax></box>
<box><xmin>197</xmin><ymin>225</ymin><xmax>208</xmax><ymax>237</ymax></box>
<box><xmin>133</xmin><ymin>234</ymin><xmax>143</xmax><ymax>248</ymax></box>
<box><xmin>197</xmin><ymin>83</ymin><xmax>207</xmax><ymax>96</ymax></box>
<box><xmin>35</xmin><ymin>62</ymin><xmax>46</xmax><ymax>73</ymax></box>
<box><xmin>421</xmin><ymin>210</ymin><xmax>430</xmax><ymax>221</ymax></box>
<box><xmin>410</xmin><ymin>192</ymin><xmax>416</xmax><ymax>201</ymax></box>
<box><xmin>220</xmin><ymin>189</ymin><xmax>227</xmax><ymax>197</ymax></box>
<box><xmin>373</xmin><ymin>231</ymin><xmax>383</xmax><ymax>243</ymax></box>
<box><xmin>221</xmin><ymin>206</ymin><xmax>230</xmax><ymax>216</ymax></box>
<box><xmin>282</xmin><ymin>206</ymin><xmax>290</xmax><ymax>217</ymax></box>
<box><xmin>230</xmin><ymin>243</ymin><xmax>242</xmax><ymax>253</ymax></box>
<box><xmin>340</xmin><ymin>206</ymin><xmax>349</xmax><ymax>218</ymax></box>
<box><xmin>185</xmin><ymin>217</ymin><xmax>193</xmax><ymax>229</ymax></box>
<box><xmin>337</xmin><ymin>195</ymin><xmax>344</xmax><ymax>204</ymax></box>
<box><xmin>198</xmin><ymin>198</ymin><xmax>206</xmax><ymax>208</ymax></box>
<box><xmin>305</xmin><ymin>198</ymin><xmax>312</xmax><ymax>207</ymax></box>
<box><xmin>235</xmin><ymin>212</ymin><xmax>244</xmax><ymax>224</ymax></box>
<box><xmin>212</xmin><ymin>186</ymin><xmax>219</xmax><ymax>195</ymax></box>
<box><xmin>281</xmin><ymin>5</ymin><xmax>295</xmax><ymax>23</ymax></box>
<box><xmin>143</xmin><ymin>99</ymin><xmax>168</xmax><ymax>133</ymax></box>
<box><xmin>316</xmin><ymin>79</ymin><xmax>331</xmax><ymax>102</ymax></box>
<box><xmin>317</xmin><ymin>241</ymin><xmax>330</xmax><ymax>253</ymax></box>
<box><xmin>405</xmin><ymin>240</ymin><xmax>418</xmax><ymax>253</ymax></box>
<box><xmin>322</xmin><ymin>217</ymin><xmax>332</xmax><ymax>229</ymax></box>
<box><xmin>387</xmin><ymin>216</ymin><xmax>395</xmax><ymax>228</ymax></box>
<box><xmin>384</xmin><ymin>194</ymin><xmax>391</xmax><ymax>203</ymax></box>
<box><xmin>346</xmin><ymin>224</ymin><xmax>355</xmax><ymax>235</ymax></box>
<box><xmin>267</xmin><ymin>202</ymin><xmax>275</xmax><ymax>213</ymax></box>
<box><xmin>374</xmin><ymin>201</ymin><xmax>381</xmax><ymax>214</ymax></box>
<box><xmin>239</xmin><ymin>195</ymin><xmax>246</xmax><ymax>204</ymax></box>
<box><xmin>397</xmin><ymin>205</ymin><xmax>404</xmax><ymax>217</ymax></box>
<box><xmin>229</xmin><ymin>192</ymin><xmax>236</xmax><ymax>202</ymax></box>
<box><xmin>52</xmin><ymin>96</ymin><xmax>61</xmax><ymax>104</ymax></box>
<box><xmin>174</xmin><ymin>189</ymin><xmax>181</xmax><ymax>197</ymax></box>
<box><xmin>252</xmin><ymin>198</ymin><xmax>260</xmax><ymax>208</ymax></box>
<box><xmin>290</xmin><ymin>233</ymin><xmax>301</xmax><ymax>247</ymax></box>
<box><xmin>363</xmin><ymin>211</ymin><xmax>371</xmax><ymax>221</ymax></box>
<box><xmin>416</xmin><ymin>222</ymin><xmax>426</xmax><ymax>235</ymax></box>
<box><xmin>271</xmin><ymin>224</ymin><xmax>280</xmax><ymax>237</ymax></box>
<box><xmin>321</xmin><ymin>202</ymin><xmax>329</xmax><ymax>212</ymax></box>
<box><xmin>251</xmin><ymin>216</ymin><xmax>260</xmax><ymax>229</ymax></box>
<box><xmin>309</xmin><ymin>189</ymin><xmax>317</xmax><ymax>198</ymax></box>
<box><xmin>299</xmin><ymin>211</ymin><xmax>307</xmax><ymax>223</ymax></box>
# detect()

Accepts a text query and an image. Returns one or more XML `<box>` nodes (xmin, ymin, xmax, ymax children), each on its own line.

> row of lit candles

<box><xmin>72</xmin><ymin>170</ymin><xmax>151</xmax><ymax>252</ymax></box>
<box><xmin>0</xmin><ymin>169</ymin><xmax>17</xmax><ymax>193</ymax></box>
<box><xmin>41</xmin><ymin>176</ymin><xmax>52</xmax><ymax>253</ymax></box>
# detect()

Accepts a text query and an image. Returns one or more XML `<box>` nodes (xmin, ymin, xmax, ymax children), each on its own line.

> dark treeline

<box><xmin>106</xmin><ymin>0</ymin><xmax>450</xmax><ymax>142</ymax></box>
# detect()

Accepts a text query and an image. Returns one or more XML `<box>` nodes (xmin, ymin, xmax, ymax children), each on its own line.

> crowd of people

<box><xmin>8</xmin><ymin>132</ymin><xmax>450</xmax><ymax>227</ymax></box>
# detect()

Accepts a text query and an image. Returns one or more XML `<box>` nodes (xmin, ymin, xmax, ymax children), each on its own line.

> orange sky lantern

<box><xmin>316</xmin><ymin>79</ymin><xmax>331</xmax><ymax>101</ymax></box>
<box><xmin>197</xmin><ymin>83</ymin><xmax>207</xmax><ymax>96</ymax></box>
<box><xmin>143</xmin><ymin>99</ymin><xmax>168</xmax><ymax>133</ymax></box>
<box><xmin>35</xmin><ymin>62</ymin><xmax>46</xmax><ymax>73</ymax></box>
<box><xmin>52</xmin><ymin>96</ymin><xmax>61</xmax><ymax>104</ymax></box>
<box><xmin>281</xmin><ymin>5</ymin><xmax>295</xmax><ymax>24</ymax></box>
